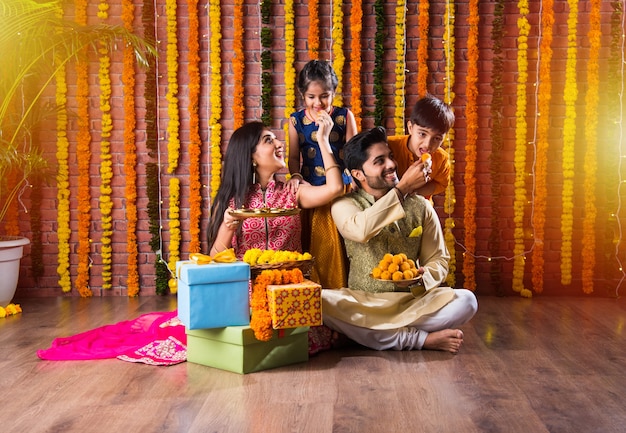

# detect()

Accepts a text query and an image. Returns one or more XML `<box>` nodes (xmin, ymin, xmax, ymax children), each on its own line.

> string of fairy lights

<box><xmin>612</xmin><ymin>4</ymin><xmax>626</xmax><ymax>297</ymax></box>
<box><xmin>148</xmin><ymin>1</ymin><xmax>626</xmax><ymax>295</ymax></box>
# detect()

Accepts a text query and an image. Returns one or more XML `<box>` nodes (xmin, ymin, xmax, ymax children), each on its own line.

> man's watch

<box><xmin>408</xmin><ymin>278</ymin><xmax>425</xmax><ymax>297</ymax></box>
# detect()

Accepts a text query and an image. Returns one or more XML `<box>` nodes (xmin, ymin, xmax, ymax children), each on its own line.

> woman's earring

<box><xmin>252</xmin><ymin>161</ymin><xmax>257</xmax><ymax>184</ymax></box>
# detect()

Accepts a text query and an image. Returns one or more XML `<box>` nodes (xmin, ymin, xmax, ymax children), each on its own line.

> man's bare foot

<box><xmin>423</xmin><ymin>329</ymin><xmax>464</xmax><ymax>354</ymax></box>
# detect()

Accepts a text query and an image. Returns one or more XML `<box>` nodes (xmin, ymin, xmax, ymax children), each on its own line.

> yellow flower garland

<box><xmin>581</xmin><ymin>0</ymin><xmax>601</xmax><ymax>294</ymax></box>
<box><xmin>233</xmin><ymin>0</ymin><xmax>245</xmax><ymax>129</ymax></box>
<box><xmin>308</xmin><ymin>0</ymin><xmax>319</xmax><ymax>59</ymax></box>
<box><xmin>461</xmin><ymin>0</ymin><xmax>478</xmax><ymax>292</ymax></box>
<box><xmin>560</xmin><ymin>0</ymin><xmax>578</xmax><ymax>286</ymax></box>
<box><xmin>512</xmin><ymin>0</ymin><xmax>530</xmax><ymax>296</ymax></box>
<box><xmin>168</xmin><ymin>177</ymin><xmax>181</xmax><ymax>294</ymax></box>
<box><xmin>350</xmin><ymin>0</ymin><xmax>363</xmax><ymax>130</ymax></box>
<box><xmin>284</xmin><ymin>0</ymin><xmax>296</xmax><ymax>160</ymax></box>
<box><xmin>417</xmin><ymin>0</ymin><xmax>429</xmax><ymax>97</ymax></box>
<box><xmin>122</xmin><ymin>0</ymin><xmax>139</xmax><ymax>296</ymax></box>
<box><xmin>55</xmin><ymin>53</ymin><xmax>71</xmax><ymax>293</ymax></box>
<box><xmin>394</xmin><ymin>0</ymin><xmax>406</xmax><ymax>135</ymax></box>
<box><xmin>209</xmin><ymin>0</ymin><xmax>222</xmax><ymax>200</ymax></box>
<box><xmin>531</xmin><ymin>0</ymin><xmax>554</xmax><ymax>294</ymax></box>
<box><xmin>166</xmin><ymin>0</ymin><xmax>180</xmax><ymax>174</ymax></box>
<box><xmin>188</xmin><ymin>0</ymin><xmax>202</xmax><ymax>254</ymax></box>
<box><xmin>0</xmin><ymin>303</ymin><xmax>22</xmax><ymax>318</ymax></box>
<box><xmin>75</xmin><ymin>0</ymin><xmax>92</xmax><ymax>297</ymax></box>
<box><xmin>443</xmin><ymin>0</ymin><xmax>456</xmax><ymax>287</ymax></box>
<box><xmin>332</xmin><ymin>0</ymin><xmax>344</xmax><ymax>107</ymax></box>
<box><xmin>98</xmin><ymin>0</ymin><xmax>113</xmax><ymax>290</ymax></box>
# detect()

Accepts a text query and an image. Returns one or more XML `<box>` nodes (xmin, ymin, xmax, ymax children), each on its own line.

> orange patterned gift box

<box><xmin>266</xmin><ymin>279</ymin><xmax>322</xmax><ymax>329</ymax></box>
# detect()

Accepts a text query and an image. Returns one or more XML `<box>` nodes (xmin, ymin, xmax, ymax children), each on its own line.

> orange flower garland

<box><xmin>349</xmin><ymin>0</ymin><xmax>363</xmax><ymax>130</ymax></box>
<box><xmin>75</xmin><ymin>0</ymin><xmax>92</xmax><ymax>297</ymax></box>
<box><xmin>308</xmin><ymin>0</ymin><xmax>319</xmax><ymax>59</ymax></box>
<box><xmin>394</xmin><ymin>0</ymin><xmax>406</xmax><ymax>135</ymax></box>
<box><xmin>209</xmin><ymin>0</ymin><xmax>222</xmax><ymax>200</ymax></box>
<box><xmin>581</xmin><ymin>0</ymin><xmax>601</xmax><ymax>294</ymax></box>
<box><xmin>531</xmin><ymin>0</ymin><xmax>554</xmax><ymax>295</ymax></box>
<box><xmin>233</xmin><ymin>0</ymin><xmax>245</xmax><ymax>129</ymax></box>
<box><xmin>122</xmin><ymin>0</ymin><xmax>139</xmax><ymax>296</ymax></box>
<box><xmin>98</xmin><ymin>0</ymin><xmax>113</xmax><ymax>290</ymax></box>
<box><xmin>417</xmin><ymin>0</ymin><xmax>429</xmax><ymax>97</ymax></box>
<box><xmin>188</xmin><ymin>0</ymin><xmax>202</xmax><ymax>254</ymax></box>
<box><xmin>443</xmin><ymin>0</ymin><xmax>456</xmax><ymax>287</ymax></box>
<box><xmin>461</xmin><ymin>0</ymin><xmax>478</xmax><ymax>292</ymax></box>
<box><xmin>165</xmin><ymin>0</ymin><xmax>180</xmax><ymax>174</ymax></box>
<box><xmin>168</xmin><ymin>178</ymin><xmax>181</xmax><ymax>294</ymax></box>
<box><xmin>512</xmin><ymin>0</ymin><xmax>530</xmax><ymax>297</ymax></box>
<box><xmin>560</xmin><ymin>0</ymin><xmax>578</xmax><ymax>286</ymax></box>
<box><xmin>284</xmin><ymin>0</ymin><xmax>296</xmax><ymax>160</ymax></box>
<box><xmin>251</xmin><ymin>269</ymin><xmax>304</xmax><ymax>341</ymax></box>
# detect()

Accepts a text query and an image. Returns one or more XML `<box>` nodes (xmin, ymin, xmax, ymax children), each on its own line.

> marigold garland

<box><xmin>581</xmin><ymin>0</ymin><xmax>601</xmax><ymax>294</ymax></box>
<box><xmin>188</xmin><ymin>0</ymin><xmax>202</xmax><ymax>254</ymax></box>
<box><xmin>209</xmin><ymin>0</ymin><xmax>222</xmax><ymax>200</ymax></box>
<box><xmin>512</xmin><ymin>0</ymin><xmax>530</xmax><ymax>296</ymax></box>
<box><xmin>394</xmin><ymin>0</ymin><xmax>406</xmax><ymax>135</ymax></box>
<box><xmin>531</xmin><ymin>0</ymin><xmax>554</xmax><ymax>294</ymax></box>
<box><xmin>560</xmin><ymin>0</ymin><xmax>578</xmax><ymax>286</ymax></box>
<box><xmin>0</xmin><ymin>303</ymin><xmax>22</xmax><ymax>318</ymax></box>
<box><xmin>98</xmin><ymin>1</ymin><xmax>113</xmax><ymax>290</ymax></box>
<box><xmin>251</xmin><ymin>269</ymin><xmax>304</xmax><ymax>341</ymax></box>
<box><xmin>417</xmin><ymin>0</ymin><xmax>429</xmax><ymax>97</ymax></box>
<box><xmin>55</xmin><ymin>2</ymin><xmax>71</xmax><ymax>293</ymax></box>
<box><xmin>443</xmin><ymin>0</ymin><xmax>456</xmax><ymax>287</ymax></box>
<box><xmin>488</xmin><ymin>0</ymin><xmax>504</xmax><ymax>294</ymax></box>
<box><xmin>233</xmin><ymin>0</ymin><xmax>245</xmax><ymax>129</ymax></box>
<box><xmin>373</xmin><ymin>0</ymin><xmax>384</xmax><ymax>125</ymax></box>
<box><xmin>123</xmin><ymin>0</ymin><xmax>139</xmax><ymax>296</ymax></box>
<box><xmin>284</xmin><ymin>0</ymin><xmax>296</xmax><ymax>160</ymax></box>
<box><xmin>308</xmin><ymin>0</ymin><xmax>319</xmax><ymax>59</ymax></box>
<box><xmin>166</xmin><ymin>0</ymin><xmax>180</xmax><ymax>174</ymax></box>
<box><xmin>461</xmin><ymin>0</ymin><xmax>478</xmax><ymax>292</ymax></box>
<box><xmin>168</xmin><ymin>177</ymin><xmax>181</xmax><ymax>294</ymax></box>
<box><xmin>75</xmin><ymin>0</ymin><xmax>92</xmax><ymax>297</ymax></box>
<box><xmin>332</xmin><ymin>0</ymin><xmax>345</xmax><ymax>106</ymax></box>
<box><xmin>260</xmin><ymin>0</ymin><xmax>272</xmax><ymax>126</ymax></box>
<box><xmin>349</xmin><ymin>0</ymin><xmax>363</xmax><ymax>130</ymax></box>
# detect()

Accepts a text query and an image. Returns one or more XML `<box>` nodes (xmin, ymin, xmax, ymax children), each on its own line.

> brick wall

<box><xmin>12</xmin><ymin>0</ymin><xmax>622</xmax><ymax>298</ymax></box>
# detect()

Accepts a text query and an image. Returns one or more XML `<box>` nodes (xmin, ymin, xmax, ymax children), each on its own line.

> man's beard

<box><xmin>361</xmin><ymin>168</ymin><xmax>398</xmax><ymax>191</ymax></box>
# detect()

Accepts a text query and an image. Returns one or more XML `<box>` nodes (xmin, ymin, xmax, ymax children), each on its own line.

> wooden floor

<box><xmin>2</xmin><ymin>295</ymin><xmax>626</xmax><ymax>433</ymax></box>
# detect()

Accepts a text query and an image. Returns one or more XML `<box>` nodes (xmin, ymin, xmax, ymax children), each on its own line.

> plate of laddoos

<box><xmin>229</xmin><ymin>207</ymin><xmax>301</xmax><ymax>218</ymax></box>
<box><xmin>370</xmin><ymin>253</ymin><xmax>422</xmax><ymax>283</ymax></box>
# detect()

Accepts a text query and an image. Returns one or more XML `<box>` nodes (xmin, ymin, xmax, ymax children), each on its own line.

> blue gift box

<box><xmin>176</xmin><ymin>261</ymin><xmax>251</xmax><ymax>330</ymax></box>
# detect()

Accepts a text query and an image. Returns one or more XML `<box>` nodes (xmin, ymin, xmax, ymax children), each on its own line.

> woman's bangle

<box><xmin>290</xmin><ymin>173</ymin><xmax>303</xmax><ymax>180</ymax></box>
<box><xmin>325</xmin><ymin>165</ymin><xmax>341</xmax><ymax>173</ymax></box>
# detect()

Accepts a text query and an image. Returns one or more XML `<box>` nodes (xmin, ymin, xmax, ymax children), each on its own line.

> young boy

<box><xmin>387</xmin><ymin>94</ymin><xmax>455</xmax><ymax>200</ymax></box>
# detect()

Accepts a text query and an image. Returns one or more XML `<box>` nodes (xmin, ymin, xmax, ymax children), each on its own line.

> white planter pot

<box><xmin>0</xmin><ymin>236</ymin><xmax>30</xmax><ymax>305</ymax></box>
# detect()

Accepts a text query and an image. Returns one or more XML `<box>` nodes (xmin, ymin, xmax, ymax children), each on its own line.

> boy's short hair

<box><xmin>409</xmin><ymin>94</ymin><xmax>455</xmax><ymax>134</ymax></box>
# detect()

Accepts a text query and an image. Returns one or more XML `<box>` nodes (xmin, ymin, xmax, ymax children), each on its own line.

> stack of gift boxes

<box><xmin>176</xmin><ymin>260</ymin><xmax>322</xmax><ymax>374</ymax></box>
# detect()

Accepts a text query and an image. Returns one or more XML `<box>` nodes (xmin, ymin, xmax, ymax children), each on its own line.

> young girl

<box><xmin>287</xmin><ymin>60</ymin><xmax>357</xmax><ymax>290</ymax></box>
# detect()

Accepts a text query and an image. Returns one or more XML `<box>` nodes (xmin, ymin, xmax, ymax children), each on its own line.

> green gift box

<box><xmin>186</xmin><ymin>325</ymin><xmax>309</xmax><ymax>374</ymax></box>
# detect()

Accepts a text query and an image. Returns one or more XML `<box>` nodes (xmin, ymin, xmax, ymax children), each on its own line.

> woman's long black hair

<box><xmin>206</xmin><ymin>122</ymin><xmax>265</xmax><ymax>250</ymax></box>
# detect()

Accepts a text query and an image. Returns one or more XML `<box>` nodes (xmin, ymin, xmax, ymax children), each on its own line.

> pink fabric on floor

<box><xmin>37</xmin><ymin>311</ymin><xmax>186</xmax><ymax>365</ymax></box>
